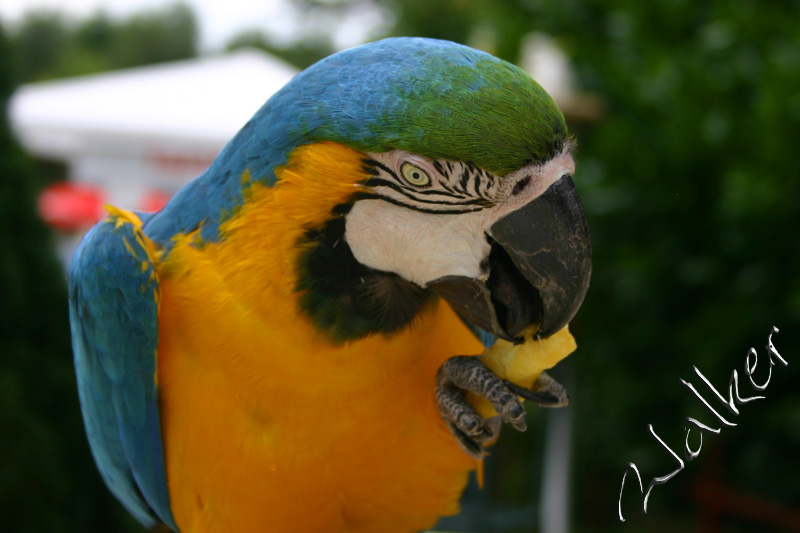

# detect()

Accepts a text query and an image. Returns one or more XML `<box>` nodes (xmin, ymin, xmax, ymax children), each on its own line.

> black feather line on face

<box><xmin>511</xmin><ymin>175</ymin><xmax>531</xmax><ymax>196</ymax></box>
<box><xmin>471</xmin><ymin>169</ymin><xmax>483</xmax><ymax>196</ymax></box>
<box><xmin>439</xmin><ymin>180</ymin><xmax>459</xmax><ymax>195</ymax></box>
<box><xmin>361</xmin><ymin>158</ymin><xmax>399</xmax><ymax>180</ymax></box>
<box><xmin>458</xmin><ymin>166</ymin><xmax>471</xmax><ymax>193</ymax></box>
<box><xmin>295</xmin><ymin>213</ymin><xmax>433</xmax><ymax>343</ymax></box>
<box><xmin>365</xmin><ymin>179</ymin><xmax>490</xmax><ymax>207</ymax></box>
<box><xmin>409</xmin><ymin>188</ymin><xmax>474</xmax><ymax>197</ymax></box>
<box><xmin>352</xmin><ymin>192</ymin><xmax>485</xmax><ymax>215</ymax></box>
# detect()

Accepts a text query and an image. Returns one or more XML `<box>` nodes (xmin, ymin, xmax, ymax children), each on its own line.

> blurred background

<box><xmin>2</xmin><ymin>0</ymin><xmax>799</xmax><ymax>531</ymax></box>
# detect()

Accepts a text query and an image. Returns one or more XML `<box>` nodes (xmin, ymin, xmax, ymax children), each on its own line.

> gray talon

<box><xmin>503</xmin><ymin>372</ymin><xmax>569</xmax><ymax>408</ymax></box>
<box><xmin>530</xmin><ymin>371</ymin><xmax>570</xmax><ymax>408</ymax></box>
<box><xmin>437</xmin><ymin>356</ymin><xmax>566</xmax><ymax>457</ymax></box>
<box><xmin>436</xmin><ymin>358</ymin><xmax>570</xmax><ymax>457</ymax></box>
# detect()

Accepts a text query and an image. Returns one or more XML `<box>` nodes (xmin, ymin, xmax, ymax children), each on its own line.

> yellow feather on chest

<box><xmin>154</xmin><ymin>142</ymin><xmax>484</xmax><ymax>532</ymax></box>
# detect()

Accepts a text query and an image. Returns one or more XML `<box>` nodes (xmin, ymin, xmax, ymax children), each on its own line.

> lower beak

<box><xmin>428</xmin><ymin>176</ymin><xmax>592</xmax><ymax>342</ymax></box>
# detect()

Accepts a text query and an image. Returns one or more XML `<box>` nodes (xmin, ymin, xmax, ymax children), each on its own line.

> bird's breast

<box><xmin>155</xmin><ymin>250</ymin><xmax>483</xmax><ymax>532</ymax></box>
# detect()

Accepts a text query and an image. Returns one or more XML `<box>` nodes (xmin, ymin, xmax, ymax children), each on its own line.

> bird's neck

<box><xmin>160</xmin><ymin>141</ymin><xmax>433</xmax><ymax>344</ymax></box>
<box><xmin>295</xmin><ymin>209</ymin><xmax>434</xmax><ymax>343</ymax></box>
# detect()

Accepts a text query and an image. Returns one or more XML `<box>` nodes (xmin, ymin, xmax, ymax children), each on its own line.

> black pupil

<box><xmin>412</xmin><ymin>172</ymin><xmax>419</xmax><ymax>179</ymax></box>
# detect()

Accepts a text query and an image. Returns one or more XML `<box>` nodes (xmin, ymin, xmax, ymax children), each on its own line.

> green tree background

<box><xmin>8</xmin><ymin>2</ymin><xmax>197</xmax><ymax>83</ymax></box>
<box><xmin>2</xmin><ymin>0</ymin><xmax>799</xmax><ymax>531</ymax></box>
<box><xmin>1</xmin><ymin>5</ymin><xmax>197</xmax><ymax>532</ymax></box>
<box><xmin>0</xmin><ymin>24</ymin><xmax>141</xmax><ymax>533</ymax></box>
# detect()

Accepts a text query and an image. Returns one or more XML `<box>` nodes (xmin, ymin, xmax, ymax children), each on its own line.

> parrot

<box><xmin>69</xmin><ymin>37</ymin><xmax>591</xmax><ymax>532</ymax></box>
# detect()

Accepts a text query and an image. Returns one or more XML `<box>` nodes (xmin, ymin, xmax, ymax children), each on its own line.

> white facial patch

<box><xmin>344</xmin><ymin>146</ymin><xmax>575</xmax><ymax>287</ymax></box>
<box><xmin>345</xmin><ymin>200</ymin><xmax>494</xmax><ymax>287</ymax></box>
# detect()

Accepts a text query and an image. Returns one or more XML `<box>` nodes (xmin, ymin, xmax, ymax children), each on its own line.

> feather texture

<box><xmin>151</xmin><ymin>142</ymin><xmax>486</xmax><ymax>530</ymax></box>
<box><xmin>69</xmin><ymin>207</ymin><xmax>176</xmax><ymax>530</ymax></box>
<box><xmin>70</xmin><ymin>37</ymin><xmax>570</xmax><ymax>531</ymax></box>
<box><xmin>143</xmin><ymin>37</ymin><xmax>566</xmax><ymax>248</ymax></box>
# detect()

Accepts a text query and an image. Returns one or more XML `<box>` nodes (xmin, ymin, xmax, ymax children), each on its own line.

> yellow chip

<box><xmin>469</xmin><ymin>325</ymin><xmax>576</xmax><ymax>418</ymax></box>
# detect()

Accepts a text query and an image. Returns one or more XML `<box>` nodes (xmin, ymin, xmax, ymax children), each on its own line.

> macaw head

<box><xmin>160</xmin><ymin>37</ymin><xmax>591</xmax><ymax>343</ymax></box>
<box><xmin>280</xmin><ymin>37</ymin><xmax>591</xmax><ymax>343</ymax></box>
<box><xmin>346</xmin><ymin>143</ymin><xmax>589</xmax><ymax>342</ymax></box>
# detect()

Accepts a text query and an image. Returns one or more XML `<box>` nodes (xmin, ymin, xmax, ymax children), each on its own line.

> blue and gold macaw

<box><xmin>69</xmin><ymin>38</ymin><xmax>591</xmax><ymax>532</ymax></box>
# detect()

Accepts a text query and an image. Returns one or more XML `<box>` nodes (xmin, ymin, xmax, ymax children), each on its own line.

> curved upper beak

<box><xmin>428</xmin><ymin>176</ymin><xmax>592</xmax><ymax>342</ymax></box>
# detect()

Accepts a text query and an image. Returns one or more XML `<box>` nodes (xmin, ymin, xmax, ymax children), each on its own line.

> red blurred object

<box><xmin>38</xmin><ymin>182</ymin><xmax>106</xmax><ymax>232</ymax></box>
<box><xmin>138</xmin><ymin>189</ymin><xmax>172</xmax><ymax>213</ymax></box>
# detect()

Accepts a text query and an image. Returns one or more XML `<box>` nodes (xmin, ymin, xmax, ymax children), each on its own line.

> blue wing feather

<box><xmin>69</xmin><ymin>213</ymin><xmax>177</xmax><ymax>531</ymax></box>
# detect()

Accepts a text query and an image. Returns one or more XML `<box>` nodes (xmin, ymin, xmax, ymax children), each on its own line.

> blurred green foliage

<box><xmin>225</xmin><ymin>29</ymin><xmax>334</xmax><ymax>71</ymax></box>
<box><xmin>544</xmin><ymin>3</ymin><xmax>800</xmax><ymax>531</ymax></box>
<box><xmin>7</xmin><ymin>3</ymin><xmax>197</xmax><ymax>83</ymax></box>
<box><xmin>0</xmin><ymin>24</ymin><xmax>140</xmax><ymax>532</ymax></box>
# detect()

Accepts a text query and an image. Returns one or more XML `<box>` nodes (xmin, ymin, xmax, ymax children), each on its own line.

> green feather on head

<box><xmin>278</xmin><ymin>37</ymin><xmax>568</xmax><ymax>177</ymax></box>
<box><xmin>378</xmin><ymin>56</ymin><xmax>568</xmax><ymax>175</ymax></box>
<box><xmin>145</xmin><ymin>38</ymin><xmax>569</xmax><ymax>246</ymax></box>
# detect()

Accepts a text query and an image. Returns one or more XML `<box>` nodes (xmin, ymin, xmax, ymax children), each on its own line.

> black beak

<box><xmin>428</xmin><ymin>176</ymin><xmax>591</xmax><ymax>342</ymax></box>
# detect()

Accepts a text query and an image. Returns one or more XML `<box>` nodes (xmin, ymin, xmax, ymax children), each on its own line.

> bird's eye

<box><xmin>400</xmin><ymin>162</ymin><xmax>430</xmax><ymax>187</ymax></box>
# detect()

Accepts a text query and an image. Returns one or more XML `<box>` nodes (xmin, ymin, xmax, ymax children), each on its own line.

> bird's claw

<box><xmin>436</xmin><ymin>356</ymin><xmax>569</xmax><ymax>458</ymax></box>
<box><xmin>506</xmin><ymin>372</ymin><xmax>570</xmax><ymax>408</ymax></box>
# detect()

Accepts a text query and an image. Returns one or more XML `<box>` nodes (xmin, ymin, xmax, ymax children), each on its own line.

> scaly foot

<box><xmin>436</xmin><ymin>356</ymin><xmax>569</xmax><ymax>458</ymax></box>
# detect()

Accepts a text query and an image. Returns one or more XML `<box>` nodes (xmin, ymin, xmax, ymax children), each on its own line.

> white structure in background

<box><xmin>521</xmin><ymin>32</ymin><xmax>602</xmax><ymax>125</ymax></box>
<box><xmin>10</xmin><ymin>49</ymin><xmax>297</xmax><ymax>267</ymax></box>
<box><xmin>521</xmin><ymin>32</ymin><xmax>575</xmax><ymax>108</ymax></box>
<box><xmin>10</xmin><ymin>49</ymin><xmax>299</xmax><ymax>211</ymax></box>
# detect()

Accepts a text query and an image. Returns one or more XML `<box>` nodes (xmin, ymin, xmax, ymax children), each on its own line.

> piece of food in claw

<box><xmin>469</xmin><ymin>325</ymin><xmax>577</xmax><ymax>419</ymax></box>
